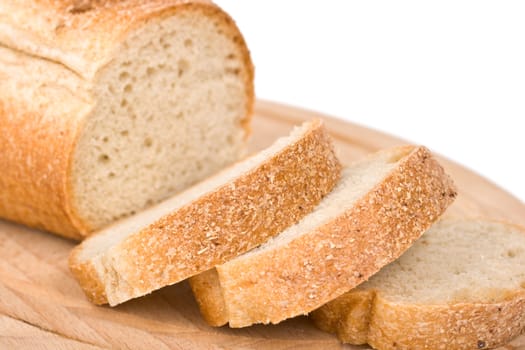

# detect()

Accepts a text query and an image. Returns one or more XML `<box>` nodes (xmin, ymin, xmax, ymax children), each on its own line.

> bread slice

<box><xmin>0</xmin><ymin>0</ymin><xmax>253</xmax><ymax>239</ymax></box>
<box><xmin>311</xmin><ymin>219</ymin><xmax>525</xmax><ymax>350</ymax></box>
<box><xmin>189</xmin><ymin>145</ymin><xmax>457</xmax><ymax>327</ymax></box>
<box><xmin>69</xmin><ymin>120</ymin><xmax>342</xmax><ymax>306</ymax></box>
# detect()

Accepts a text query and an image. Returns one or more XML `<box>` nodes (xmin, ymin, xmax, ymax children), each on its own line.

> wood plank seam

<box><xmin>0</xmin><ymin>311</ymin><xmax>106</xmax><ymax>349</ymax></box>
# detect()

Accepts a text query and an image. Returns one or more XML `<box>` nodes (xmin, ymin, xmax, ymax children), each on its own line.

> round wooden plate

<box><xmin>1</xmin><ymin>101</ymin><xmax>524</xmax><ymax>349</ymax></box>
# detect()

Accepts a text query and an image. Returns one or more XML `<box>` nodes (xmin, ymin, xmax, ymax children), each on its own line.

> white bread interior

<box><xmin>358</xmin><ymin>219</ymin><xmax>525</xmax><ymax>303</ymax></box>
<box><xmin>71</xmin><ymin>11</ymin><xmax>251</xmax><ymax>229</ymax></box>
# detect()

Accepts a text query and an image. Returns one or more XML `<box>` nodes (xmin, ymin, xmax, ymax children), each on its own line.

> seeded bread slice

<box><xmin>189</xmin><ymin>145</ymin><xmax>457</xmax><ymax>327</ymax></box>
<box><xmin>69</xmin><ymin>119</ymin><xmax>342</xmax><ymax>306</ymax></box>
<box><xmin>311</xmin><ymin>219</ymin><xmax>525</xmax><ymax>350</ymax></box>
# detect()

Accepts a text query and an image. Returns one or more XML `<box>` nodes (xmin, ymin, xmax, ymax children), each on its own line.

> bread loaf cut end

<box><xmin>0</xmin><ymin>1</ymin><xmax>253</xmax><ymax>238</ymax></box>
<box><xmin>71</xmin><ymin>4</ymin><xmax>254</xmax><ymax>233</ymax></box>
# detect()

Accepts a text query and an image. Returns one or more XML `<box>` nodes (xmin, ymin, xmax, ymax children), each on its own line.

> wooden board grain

<box><xmin>1</xmin><ymin>100</ymin><xmax>524</xmax><ymax>349</ymax></box>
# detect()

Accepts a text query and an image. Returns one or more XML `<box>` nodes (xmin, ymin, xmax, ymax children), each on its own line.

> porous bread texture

<box><xmin>311</xmin><ymin>219</ymin><xmax>525</xmax><ymax>350</ymax></box>
<box><xmin>69</xmin><ymin>119</ymin><xmax>342</xmax><ymax>306</ymax></box>
<box><xmin>0</xmin><ymin>0</ymin><xmax>253</xmax><ymax>239</ymax></box>
<box><xmin>72</xmin><ymin>7</ymin><xmax>251</xmax><ymax>230</ymax></box>
<box><xmin>189</xmin><ymin>145</ymin><xmax>457</xmax><ymax>327</ymax></box>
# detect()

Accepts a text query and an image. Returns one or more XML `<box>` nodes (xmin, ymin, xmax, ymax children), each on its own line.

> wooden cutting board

<box><xmin>1</xmin><ymin>100</ymin><xmax>524</xmax><ymax>350</ymax></box>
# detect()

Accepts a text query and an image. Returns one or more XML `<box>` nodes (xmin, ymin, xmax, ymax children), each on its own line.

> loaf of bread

<box><xmin>189</xmin><ymin>145</ymin><xmax>457</xmax><ymax>327</ymax></box>
<box><xmin>69</xmin><ymin>120</ymin><xmax>342</xmax><ymax>306</ymax></box>
<box><xmin>311</xmin><ymin>219</ymin><xmax>525</xmax><ymax>350</ymax></box>
<box><xmin>0</xmin><ymin>0</ymin><xmax>253</xmax><ymax>239</ymax></box>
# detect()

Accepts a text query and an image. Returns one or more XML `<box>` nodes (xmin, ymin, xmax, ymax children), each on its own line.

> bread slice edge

<box><xmin>69</xmin><ymin>119</ymin><xmax>342</xmax><ymax>305</ymax></box>
<box><xmin>311</xmin><ymin>219</ymin><xmax>525</xmax><ymax>350</ymax></box>
<box><xmin>191</xmin><ymin>145</ymin><xmax>457</xmax><ymax>327</ymax></box>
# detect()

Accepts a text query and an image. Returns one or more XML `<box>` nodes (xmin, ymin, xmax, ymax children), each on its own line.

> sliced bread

<box><xmin>311</xmin><ymin>218</ymin><xmax>525</xmax><ymax>350</ymax></box>
<box><xmin>0</xmin><ymin>0</ymin><xmax>253</xmax><ymax>239</ymax></box>
<box><xmin>189</xmin><ymin>145</ymin><xmax>457</xmax><ymax>327</ymax></box>
<box><xmin>69</xmin><ymin>120</ymin><xmax>342</xmax><ymax>306</ymax></box>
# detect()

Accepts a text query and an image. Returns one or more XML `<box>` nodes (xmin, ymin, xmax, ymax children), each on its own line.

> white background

<box><xmin>215</xmin><ymin>0</ymin><xmax>525</xmax><ymax>203</ymax></box>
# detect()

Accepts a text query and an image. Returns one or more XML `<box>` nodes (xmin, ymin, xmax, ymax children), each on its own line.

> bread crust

<box><xmin>189</xmin><ymin>269</ymin><xmax>229</xmax><ymax>326</ymax></box>
<box><xmin>312</xmin><ymin>287</ymin><xmax>525</xmax><ymax>350</ymax></box>
<box><xmin>68</xmin><ymin>255</ymin><xmax>108</xmax><ymax>305</ymax></box>
<box><xmin>0</xmin><ymin>0</ymin><xmax>254</xmax><ymax>239</ymax></box>
<box><xmin>193</xmin><ymin>146</ymin><xmax>457</xmax><ymax>327</ymax></box>
<box><xmin>69</xmin><ymin>120</ymin><xmax>342</xmax><ymax>306</ymax></box>
<box><xmin>310</xmin><ymin>289</ymin><xmax>375</xmax><ymax>344</ymax></box>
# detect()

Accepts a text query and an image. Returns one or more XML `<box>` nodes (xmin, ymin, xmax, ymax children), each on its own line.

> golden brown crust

<box><xmin>0</xmin><ymin>1</ymin><xmax>254</xmax><ymax>239</ymax></box>
<box><xmin>310</xmin><ymin>290</ymin><xmax>375</xmax><ymax>344</ymax></box>
<box><xmin>0</xmin><ymin>71</ymin><xmax>90</xmax><ymax>239</ymax></box>
<box><xmin>70</xmin><ymin>120</ymin><xmax>342</xmax><ymax>305</ymax></box>
<box><xmin>312</xmin><ymin>289</ymin><xmax>525</xmax><ymax>350</ymax></box>
<box><xmin>68</xmin><ymin>249</ymin><xmax>108</xmax><ymax>305</ymax></box>
<box><xmin>189</xmin><ymin>269</ymin><xmax>229</xmax><ymax>327</ymax></box>
<box><xmin>200</xmin><ymin>146</ymin><xmax>456</xmax><ymax>327</ymax></box>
